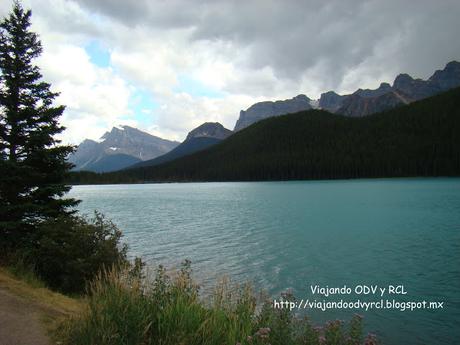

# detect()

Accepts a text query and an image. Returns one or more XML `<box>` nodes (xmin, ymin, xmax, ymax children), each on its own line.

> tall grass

<box><xmin>56</xmin><ymin>261</ymin><xmax>378</xmax><ymax>345</ymax></box>
<box><xmin>2</xmin><ymin>251</ymin><xmax>46</xmax><ymax>289</ymax></box>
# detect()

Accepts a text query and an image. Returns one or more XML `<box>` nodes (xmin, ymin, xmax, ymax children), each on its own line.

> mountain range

<box><xmin>320</xmin><ymin>60</ymin><xmax>460</xmax><ymax>116</ymax></box>
<box><xmin>69</xmin><ymin>86</ymin><xmax>460</xmax><ymax>184</ymax></box>
<box><xmin>233</xmin><ymin>60</ymin><xmax>460</xmax><ymax>129</ymax></box>
<box><xmin>70</xmin><ymin>60</ymin><xmax>460</xmax><ymax>173</ymax></box>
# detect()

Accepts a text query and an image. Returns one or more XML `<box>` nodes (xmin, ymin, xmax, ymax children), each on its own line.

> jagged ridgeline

<box><xmin>71</xmin><ymin>87</ymin><xmax>460</xmax><ymax>183</ymax></box>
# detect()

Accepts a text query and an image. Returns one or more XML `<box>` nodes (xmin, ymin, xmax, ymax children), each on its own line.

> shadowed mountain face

<box><xmin>69</xmin><ymin>126</ymin><xmax>179</xmax><ymax>172</ymax></box>
<box><xmin>234</xmin><ymin>94</ymin><xmax>312</xmax><ymax>131</ymax></box>
<box><xmin>319</xmin><ymin>60</ymin><xmax>460</xmax><ymax>117</ymax></box>
<box><xmin>428</xmin><ymin>60</ymin><xmax>460</xmax><ymax>90</ymax></box>
<box><xmin>336</xmin><ymin>90</ymin><xmax>412</xmax><ymax>117</ymax></box>
<box><xmin>79</xmin><ymin>153</ymin><xmax>142</xmax><ymax>173</ymax></box>
<box><xmin>318</xmin><ymin>91</ymin><xmax>348</xmax><ymax>113</ymax></box>
<box><xmin>129</xmin><ymin>137</ymin><xmax>222</xmax><ymax>169</ymax></box>
<box><xmin>128</xmin><ymin>122</ymin><xmax>232</xmax><ymax>169</ymax></box>
<box><xmin>353</xmin><ymin>82</ymin><xmax>393</xmax><ymax>98</ymax></box>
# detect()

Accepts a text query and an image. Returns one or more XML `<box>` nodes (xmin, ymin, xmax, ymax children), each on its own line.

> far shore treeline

<box><xmin>68</xmin><ymin>87</ymin><xmax>460</xmax><ymax>185</ymax></box>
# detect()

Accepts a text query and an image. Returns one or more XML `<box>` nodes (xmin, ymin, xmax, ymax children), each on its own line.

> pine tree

<box><xmin>0</xmin><ymin>1</ymin><xmax>78</xmax><ymax>248</ymax></box>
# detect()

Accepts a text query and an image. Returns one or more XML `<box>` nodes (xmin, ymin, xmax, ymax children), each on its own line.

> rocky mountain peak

<box><xmin>443</xmin><ymin>60</ymin><xmax>460</xmax><ymax>71</ymax></box>
<box><xmin>100</xmin><ymin>126</ymin><xmax>125</xmax><ymax>140</ymax></box>
<box><xmin>393</xmin><ymin>73</ymin><xmax>414</xmax><ymax>89</ymax></box>
<box><xmin>186</xmin><ymin>122</ymin><xmax>233</xmax><ymax>141</ymax></box>
<box><xmin>292</xmin><ymin>94</ymin><xmax>311</xmax><ymax>102</ymax></box>
<box><xmin>234</xmin><ymin>94</ymin><xmax>312</xmax><ymax>131</ymax></box>
<box><xmin>322</xmin><ymin>91</ymin><xmax>340</xmax><ymax>97</ymax></box>
<box><xmin>428</xmin><ymin>60</ymin><xmax>460</xmax><ymax>90</ymax></box>
<box><xmin>79</xmin><ymin>138</ymin><xmax>98</xmax><ymax>146</ymax></box>
<box><xmin>354</xmin><ymin>82</ymin><xmax>393</xmax><ymax>98</ymax></box>
<box><xmin>69</xmin><ymin>126</ymin><xmax>179</xmax><ymax>172</ymax></box>
<box><xmin>318</xmin><ymin>91</ymin><xmax>347</xmax><ymax>112</ymax></box>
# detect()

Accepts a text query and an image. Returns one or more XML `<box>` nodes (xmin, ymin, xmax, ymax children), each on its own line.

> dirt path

<box><xmin>0</xmin><ymin>287</ymin><xmax>51</xmax><ymax>345</ymax></box>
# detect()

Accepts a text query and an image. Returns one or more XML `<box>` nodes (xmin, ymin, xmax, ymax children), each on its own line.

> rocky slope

<box><xmin>336</xmin><ymin>90</ymin><xmax>412</xmax><ymax>117</ymax></box>
<box><xmin>234</xmin><ymin>94</ymin><xmax>312</xmax><ymax>131</ymax></box>
<box><xmin>317</xmin><ymin>91</ymin><xmax>347</xmax><ymax>113</ymax></box>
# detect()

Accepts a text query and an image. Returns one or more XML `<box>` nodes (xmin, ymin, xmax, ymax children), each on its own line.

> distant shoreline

<box><xmin>68</xmin><ymin>175</ymin><xmax>460</xmax><ymax>186</ymax></box>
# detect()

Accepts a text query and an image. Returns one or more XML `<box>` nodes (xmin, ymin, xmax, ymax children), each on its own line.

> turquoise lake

<box><xmin>69</xmin><ymin>178</ymin><xmax>460</xmax><ymax>345</ymax></box>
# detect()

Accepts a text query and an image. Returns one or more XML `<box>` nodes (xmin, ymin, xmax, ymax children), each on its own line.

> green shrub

<box><xmin>32</xmin><ymin>212</ymin><xmax>128</xmax><ymax>294</ymax></box>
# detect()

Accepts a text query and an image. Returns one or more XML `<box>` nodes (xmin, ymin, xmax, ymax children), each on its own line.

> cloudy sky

<box><xmin>1</xmin><ymin>0</ymin><xmax>459</xmax><ymax>143</ymax></box>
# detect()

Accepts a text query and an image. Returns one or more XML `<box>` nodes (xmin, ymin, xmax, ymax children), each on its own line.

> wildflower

<box><xmin>258</xmin><ymin>327</ymin><xmax>271</xmax><ymax>335</ymax></box>
<box><xmin>364</xmin><ymin>332</ymin><xmax>379</xmax><ymax>345</ymax></box>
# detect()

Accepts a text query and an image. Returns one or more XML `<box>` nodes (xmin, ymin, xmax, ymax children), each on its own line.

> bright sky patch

<box><xmin>130</xmin><ymin>88</ymin><xmax>159</xmax><ymax>125</ymax></box>
<box><xmin>85</xmin><ymin>40</ymin><xmax>111</xmax><ymax>68</ymax></box>
<box><xmin>175</xmin><ymin>75</ymin><xmax>224</xmax><ymax>98</ymax></box>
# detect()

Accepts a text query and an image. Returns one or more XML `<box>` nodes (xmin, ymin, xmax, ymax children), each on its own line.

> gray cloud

<box><xmin>75</xmin><ymin>0</ymin><xmax>202</xmax><ymax>29</ymax></box>
<box><xmin>74</xmin><ymin>0</ymin><xmax>460</xmax><ymax>95</ymax></box>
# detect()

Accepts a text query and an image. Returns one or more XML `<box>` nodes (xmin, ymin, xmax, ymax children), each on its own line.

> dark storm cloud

<box><xmin>75</xmin><ymin>0</ymin><xmax>460</xmax><ymax>93</ymax></box>
<box><xmin>75</xmin><ymin>0</ymin><xmax>202</xmax><ymax>28</ymax></box>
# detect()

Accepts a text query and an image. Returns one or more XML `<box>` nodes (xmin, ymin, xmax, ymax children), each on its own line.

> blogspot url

<box><xmin>273</xmin><ymin>299</ymin><xmax>445</xmax><ymax>312</ymax></box>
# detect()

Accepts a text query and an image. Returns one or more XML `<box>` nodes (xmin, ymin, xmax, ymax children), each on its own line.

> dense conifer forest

<box><xmin>68</xmin><ymin>87</ymin><xmax>460</xmax><ymax>184</ymax></box>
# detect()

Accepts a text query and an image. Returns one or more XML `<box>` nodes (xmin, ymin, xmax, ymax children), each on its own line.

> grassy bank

<box><xmin>0</xmin><ymin>267</ymin><xmax>82</xmax><ymax>341</ymax></box>
<box><xmin>0</xmin><ymin>267</ymin><xmax>81</xmax><ymax>315</ymax></box>
<box><xmin>1</xmin><ymin>260</ymin><xmax>379</xmax><ymax>345</ymax></box>
<box><xmin>56</xmin><ymin>261</ymin><xmax>378</xmax><ymax>345</ymax></box>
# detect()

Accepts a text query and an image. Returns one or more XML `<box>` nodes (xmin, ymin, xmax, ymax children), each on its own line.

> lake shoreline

<box><xmin>68</xmin><ymin>174</ymin><xmax>460</xmax><ymax>186</ymax></box>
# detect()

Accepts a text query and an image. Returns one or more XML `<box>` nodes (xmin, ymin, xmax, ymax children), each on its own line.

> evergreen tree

<box><xmin>0</xmin><ymin>1</ymin><xmax>78</xmax><ymax>249</ymax></box>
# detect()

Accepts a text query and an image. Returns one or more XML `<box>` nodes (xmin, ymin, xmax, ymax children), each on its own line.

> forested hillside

<box><xmin>69</xmin><ymin>87</ymin><xmax>460</xmax><ymax>184</ymax></box>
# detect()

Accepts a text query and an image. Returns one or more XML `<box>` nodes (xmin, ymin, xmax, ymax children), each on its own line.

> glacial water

<box><xmin>69</xmin><ymin>178</ymin><xmax>460</xmax><ymax>345</ymax></box>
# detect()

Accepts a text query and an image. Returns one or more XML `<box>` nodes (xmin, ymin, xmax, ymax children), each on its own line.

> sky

<box><xmin>1</xmin><ymin>0</ymin><xmax>459</xmax><ymax>144</ymax></box>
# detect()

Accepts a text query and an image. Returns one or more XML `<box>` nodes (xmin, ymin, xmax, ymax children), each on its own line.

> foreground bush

<box><xmin>57</xmin><ymin>261</ymin><xmax>379</xmax><ymax>345</ymax></box>
<box><xmin>24</xmin><ymin>212</ymin><xmax>127</xmax><ymax>294</ymax></box>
